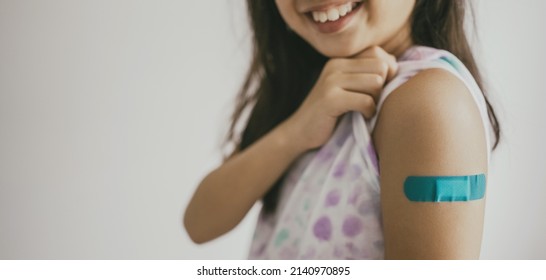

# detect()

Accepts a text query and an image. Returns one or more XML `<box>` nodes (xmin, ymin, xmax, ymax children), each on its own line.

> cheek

<box><xmin>275</xmin><ymin>0</ymin><xmax>300</xmax><ymax>29</ymax></box>
<box><xmin>366</xmin><ymin>0</ymin><xmax>415</xmax><ymax>33</ymax></box>
<box><xmin>390</xmin><ymin>0</ymin><xmax>416</xmax><ymax>22</ymax></box>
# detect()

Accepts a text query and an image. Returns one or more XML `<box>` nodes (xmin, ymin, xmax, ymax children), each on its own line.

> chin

<box><xmin>311</xmin><ymin>39</ymin><xmax>369</xmax><ymax>58</ymax></box>
<box><xmin>315</xmin><ymin>48</ymin><xmax>351</xmax><ymax>58</ymax></box>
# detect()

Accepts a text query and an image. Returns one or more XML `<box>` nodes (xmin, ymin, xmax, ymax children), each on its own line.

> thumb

<box><xmin>351</xmin><ymin>46</ymin><xmax>398</xmax><ymax>81</ymax></box>
<box><xmin>341</xmin><ymin>91</ymin><xmax>377</xmax><ymax>119</ymax></box>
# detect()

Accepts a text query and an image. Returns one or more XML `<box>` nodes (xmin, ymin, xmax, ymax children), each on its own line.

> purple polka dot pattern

<box><xmin>246</xmin><ymin>46</ymin><xmax>486</xmax><ymax>260</ymax></box>
<box><xmin>350</xmin><ymin>164</ymin><xmax>362</xmax><ymax>181</ymax></box>
<box><xmin>313</xmin><ymin>216</ymin><xmax>332</xmax><ymax>241</ymax></box>
<box><xmin>316</xmin><ymin>148</ymin><xmax>334</xmax><ymax>162</ymax></box>
<box><xmin>334</xmin><ymin>246</ymin><xmax>344</xmax><ymax>258</ymax></box>
<box><xmin>358</xmin><ymin>201</ymin><xmax>374</xmax><ymax>215</ymax></box>
<box><xmin>348</xmin><ymin>188</ymin><xmax>361</xmax><ymax>205</ymax></box>
<box><xmin>342</xmin><ymin>215</ymin><xmax>363</xmax><ymax>237</ymax></box>
<box><xmin>325</xmin><ymin>189</ymin><xmax>340</xmax><ymax>207</ymax></box>
<box><xmin>333</xmin><ymin>162</ymin><xmax>347</xmax><ymax>178</ymax></box>
<box><xmin>345</xmin><ymin>242</ymin><xmax>356</xmax><ymax>251</ymax></box>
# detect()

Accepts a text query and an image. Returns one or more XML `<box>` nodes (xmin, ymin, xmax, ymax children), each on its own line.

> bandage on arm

<box><xmin>373</xmin><ymin>69</ymin><xmax>488</xmax><ymax>259</ymax></box>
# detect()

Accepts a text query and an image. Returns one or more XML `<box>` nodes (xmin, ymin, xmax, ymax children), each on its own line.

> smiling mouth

<box><xmin>306</xmin><ymin>1</ymin><xmax>363</xmax><ymax>23</ymax></box>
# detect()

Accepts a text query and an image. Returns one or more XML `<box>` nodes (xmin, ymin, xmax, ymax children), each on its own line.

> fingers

<box><xmin>337</xmin><ymin>90</ymin><xmax>377</xmax><ymax>119</ymax></box>
<box><xmin>337</xmin><ymin>73</ymin><xmax>384</xmax><ymax>102</ymax></box>
<box><xmin>351</xmin><ymin>46</ymin><xmax>398</xmax><ymax>81</ymax></box>
<box><xmin>330</xmin><ymin>58</ymin><xmax>389</xmax><ymax>77</ymax></box>
<box><xmin>320</xmin><ymin>46</ymin><xmax>399</xmax><ymax>120</ymax></box>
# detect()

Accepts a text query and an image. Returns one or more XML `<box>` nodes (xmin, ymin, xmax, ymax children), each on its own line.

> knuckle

<box><xmin>362</xmin><ymin>95</ymin><xmax>373</xmax><ymax>107</ymax></box>
<box><xmin>379</xmin><ymin>61</ymin><xmax>389</xmax><ymax>77</ymax></box>
<box><xmin>372</xmin><ymin>74</ymin><xmax>384</xmax><ymax>90</ymax></box>
<box><xmin>326</xmin><ymin>58</ymin><xmax>341</xmax><ymax>69</ymax></box>
<box><xmin>323</xmin><ymin>72</ymin><xmax>338</xmax><ymax>87</ymax></box>
<box><xmin>389</xmin><ymin>54</ymin><xmax>397</xmax><ymax>63</ymax></box>
<box><xmin>324</xmin><ymin>88</ymin><xmax>340</xmax><ymax>103</ymax></box>
<box><xmin>370</xmin><ymin>46</ymin><xmax>383</xmax><ymax>56</ymax></box>
<box><xmin>369</xmin><ymin>59</ymin><xmax>387</xmax><ymax>77</ymax></box>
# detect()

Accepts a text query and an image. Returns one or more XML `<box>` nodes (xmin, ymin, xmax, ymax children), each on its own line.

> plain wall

<box><xmin>0</xmin><ymin>0</ymin><xmax>545</xmax><ymax>259</ymax></box>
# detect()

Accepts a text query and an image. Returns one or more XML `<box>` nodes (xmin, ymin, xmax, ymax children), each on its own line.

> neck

<box><xmin>381</xmin><ymin>24</ymin><xmax>414</xmax><ymax>58</ymax></box>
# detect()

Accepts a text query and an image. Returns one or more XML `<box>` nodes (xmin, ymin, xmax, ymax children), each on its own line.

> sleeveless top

<box><xmin>247</xmin><ymin>46</ymin><xmax>493</xmax><ymax>259</ymax></box>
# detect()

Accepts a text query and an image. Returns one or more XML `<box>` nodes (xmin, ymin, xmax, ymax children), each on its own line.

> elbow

<box><xmin>186</xmin><ymin>231</ymin><xmax>208</xmax><ymax>245</ymax></box>
<box><xmin>183</xmin><ymin>210</ymin><xmax>210</xmax><ymax>245</ymax></box>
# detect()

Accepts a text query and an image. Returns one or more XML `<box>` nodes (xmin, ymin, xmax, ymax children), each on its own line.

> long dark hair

<box><xmin>224</xmin><ymin>0</ymin><xmax>501</xmax><ymax>215</ymax></box>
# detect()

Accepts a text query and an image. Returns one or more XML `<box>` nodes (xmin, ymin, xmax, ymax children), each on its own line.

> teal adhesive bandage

<box><xmin>404</xmin><ymin>174</ymin><xmax>486</xmax><ymax>202</ymax></box>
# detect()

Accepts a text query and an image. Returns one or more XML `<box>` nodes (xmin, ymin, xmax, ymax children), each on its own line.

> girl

<box><xmin>184</xmin><ymin>0</ymin><xmax>500</xmax><ymax>259</ymax></box>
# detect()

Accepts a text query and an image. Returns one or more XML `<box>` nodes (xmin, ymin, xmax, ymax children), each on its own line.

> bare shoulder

<box><xmin>373</xmin><ymin>68</ymin><xmax>488</xmax><ymax>173</ymax></box>
<box><xmin>373</xmin><ymin>68</ymin><xmax>489</xmax><ymax>259</ymax></box>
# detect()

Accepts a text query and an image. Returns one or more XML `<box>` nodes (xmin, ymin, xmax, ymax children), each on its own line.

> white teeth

<box><xmin>310</xmin><ymin>2</ymin><xmax>359</xmax><ymax>23</ymax></box>
<box><xmin>312</xmin><ymin>12</ymin><xmax>320</xmax><ymax>21</ymax></box>
<box><xmin>312</xmin><ymin>11</ymin><xmax>326</xmax><ymax>22</ymax></box>
<box><xmin>339</xmin><ymin>4</ymin><xmax>348</xmax><ymax>16</ymax></box>
<box><xmin>327</xmin><ymin>8</ymin><xmax>340</xmax><ymax>21</ymax></box>
<box><xmin>319</xmin><ymin>12</ymin><xmax>328</xmax><ymax>23</ymax></box>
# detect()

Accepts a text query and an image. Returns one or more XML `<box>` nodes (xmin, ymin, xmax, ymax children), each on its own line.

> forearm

<box><xmin>184</xmin><ymin>121</ymin><xmax>306</xmax><ymax>243</ymax></box>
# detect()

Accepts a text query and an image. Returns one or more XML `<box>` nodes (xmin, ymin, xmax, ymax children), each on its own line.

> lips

<box><xmin>305</xmin><ymin>1</ymin><xmax>364</xmax><ymax>34</ymax></box>
<box><xmin>310</xmin><ymin>2</ymin><xmax>359</xmax><ymax>23</ymax></box>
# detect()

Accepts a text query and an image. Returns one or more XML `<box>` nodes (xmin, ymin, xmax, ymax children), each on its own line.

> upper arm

<box><xmin>373</xmin><ymin>68</ymin><xmax>488</xmax><ymax>259</ymax></box>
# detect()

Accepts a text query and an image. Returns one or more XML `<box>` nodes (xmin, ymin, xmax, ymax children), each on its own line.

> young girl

<box><xmin>184</xmin><ymin>0</ymin><xmax>500</xmax><ymax>259</ymax></box>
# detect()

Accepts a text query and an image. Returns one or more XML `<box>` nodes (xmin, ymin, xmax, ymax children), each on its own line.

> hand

<box><xmin>283</xmin><ymin>46</ymin><xmax>398</xmax><ymax>151</ymax></box>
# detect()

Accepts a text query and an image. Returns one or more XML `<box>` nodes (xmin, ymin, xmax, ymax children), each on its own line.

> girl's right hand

<box><xmin>283</xmin><ymin>46</ymin><xmax>399</xmax><ymax>151</ymax></box>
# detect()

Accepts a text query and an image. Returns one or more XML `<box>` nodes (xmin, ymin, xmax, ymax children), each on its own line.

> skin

<box><xmin>184</xmin><ymin>46</ymin><xmax>396</xmax><ymax>244</ymax></box>
<box><xmin>184</xmin><ymin>1</ymin><xmax>402</xmax><ymax>244</ymax></box>
<box><xmin>185</xmin><ymin>0</ymin><xmax>488</xmax><ymax>259</ymax></box>
<box><xmin>275</xmin><ymin>0</ymin><xmax>415</xmax><ymax>57</ymax></box>
<box><xmin>374</xmin><ymin>68</ymin><xmax>487</xmax><ymax>259</ymax></box>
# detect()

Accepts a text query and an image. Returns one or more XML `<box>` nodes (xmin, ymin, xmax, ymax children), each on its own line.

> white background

<box><xmin>1</xmin><ymin>0</ymin><xmax>545</xmax><ymax>259</ymax></box>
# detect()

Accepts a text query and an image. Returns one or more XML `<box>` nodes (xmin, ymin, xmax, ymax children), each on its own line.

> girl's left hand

<box><xmin>280</xmin><ymin>46</ymin><xmax>398</xmax><ymax>151</ymax></box>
